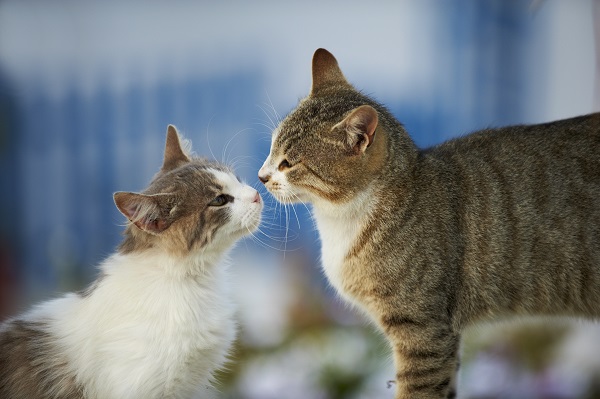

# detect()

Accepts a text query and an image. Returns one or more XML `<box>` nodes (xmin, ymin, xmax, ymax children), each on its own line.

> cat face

<box><xmin>115</xmin><ymin>126</ymin><xmax>262</xmax><ymax>256</ymax></box>
<box><xmin>259</xmin><ymin>49</ymin><xmax>386</xmax><ymax>208</ymax></box>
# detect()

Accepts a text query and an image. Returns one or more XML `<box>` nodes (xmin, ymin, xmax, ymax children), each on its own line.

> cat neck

<box><xmin>312</xmin><ymin>184</ymin><xmax>378</xmax><ymax>222</ymax></box>
<box><xmin>108</xmin><ymin>245</ymin><xmax>230</xmax><ymax>281</ymax></box>
<box><xmin>310</xmin><ymin>184</ymin><xmax>380</xmax><ymax>306</ymax></box>
<box><xmin>311</xmin><ymin>184</ymin><xmax>381</xmax><ymax>255</ymax></box>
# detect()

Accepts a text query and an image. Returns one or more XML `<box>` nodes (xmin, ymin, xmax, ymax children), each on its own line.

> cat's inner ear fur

<box><xmin>336</xmin><ymin>105</ymin><xmax>379</xmax><ymax>154</ymax></box>
<box><xmin>162</xmin><ymin>125</ymin><xmax>190</xmax><ymax>172</ymax></box>
<box><xmin>114</xmin><ymin>192</ymin><xmax>176</xmax><ymax>235</ymax></box>
<box><xmin>311</xmin><ymin>48</ymin><xmax>350</xmax><ymax>94</ymax></box>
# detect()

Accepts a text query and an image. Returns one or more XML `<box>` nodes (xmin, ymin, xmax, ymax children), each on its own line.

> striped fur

<box><xmin>259</xmin><ymin>48</ymin><xmax>600</xmax><ymax>399</ymax></box>
<box><xmin>0</xmin><ymin>320</ymin><xmax>84</xmax><ymax>399</ymax></box>
<box><xmin>0</xmin><ymin>125</ymin><xmax>263</xmax><ymax>398</ymax></box>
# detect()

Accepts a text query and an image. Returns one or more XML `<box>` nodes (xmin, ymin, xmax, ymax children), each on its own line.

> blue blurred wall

<box><xmin>0</xmin><ymin>0</ymin><xmax>595</xmax><ymax>312</ymax></box>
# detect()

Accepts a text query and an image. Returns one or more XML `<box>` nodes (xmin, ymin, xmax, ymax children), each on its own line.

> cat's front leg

<box><xmin>383</xmin><ymin>317</ymin><xmax>460</xmax><ymax>399</ymax></box>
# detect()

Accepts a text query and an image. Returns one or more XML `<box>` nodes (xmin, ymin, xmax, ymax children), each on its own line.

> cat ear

<box><xmin>114</xmin><ymin>192</ymin><xmax>174</xmax><ymax>235</ymax></box>
<box><xmin>162</xmin><ymin>125</ymin><xmax>190</xmax><ymax>172</ymax></box>
<box><xmin>338</xmin><ymin>105</ymin><xmax>379</xmax><ymax>155</ymax></box>
<box><xmin>311</xmin><ymin>48</ymin><xmax>350</xmax><ymax>95</ymax></box>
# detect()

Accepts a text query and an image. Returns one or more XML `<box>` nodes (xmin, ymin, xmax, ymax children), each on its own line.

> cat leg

<box><xmin>385</xmin><ymin>319</ymin><xmax>459</xmax><ymax>399</ymax></box>
<box><xmin>446</xmin><ymin>351</ymin><xmax>460</xmax><ymax>399</ymax></box>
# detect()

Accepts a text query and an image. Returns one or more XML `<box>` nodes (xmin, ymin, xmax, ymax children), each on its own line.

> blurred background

<box><xmin>0</xmin><ymin>0</ymin><xmax>599</xmax><ymax>398</ymax></box>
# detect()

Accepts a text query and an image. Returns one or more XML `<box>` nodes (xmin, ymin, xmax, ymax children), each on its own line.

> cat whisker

<box><xmin>288</xmin><ymin>190</ymin><xmax>312</xmax><ymax>215</ymax></box>
<box><xmin>254</xmin><ymin>114</ymin><xmax>276</xmax><ymax>133</ymax></box>
<box><xmin>288</xmin><ymin>199</ymin><xmax>302</xmax><ymax>231</ymax></box>
<box><xmin>250</xmin><ymin>184</ymin><xmax>301</xmax><ymax>244</ymax></box>
<box><xmin>116</xmin><ymin>221</ymin><xmax>130</xmax><ymax>228</ymax></box>
<box><xmin>276</xmin><ymin>194</ymin><xmax>305</xmax><ymax>255</ymax></box>
<box><xmin>227</xmin><ymin>161</ymin><xmax>253</xmax><ymax>173</ymax></box>
<box><xmin>222</xmin><ymin>127</ymin><xmax>254</xmax><ymax>165</ymax></box>
<box><xmin>282</xmin><ymin>201</ymin><xmax>290</xmax><ymax>258</ymax></box>
<box><xmin>255</xmin><ymin>219</ymin><xmax>295</xmax><ymax>235</ymax></box>
<box><xmin>251</xmin><ymin>120</ymin><xmax>279</xmax><ymax>134</ymax></box>
<box><xmin>227</xmin><ymin>155</ymin><xmax>262</xmax><ymax>171</ymax></box>
<box><xmin>204</xmin><ymin>115</ymin><xmax>218</xmax><ymax>162</ymax></box>
<box><xmin>254</xmin><ymin>227</ymin><xmax>299</xmax><ymax>243</ymax></box>
<box><xmin>256</xmin><ymin>219</ymin><xmax>287</xmax><ymax>230</ymax></box>
<box><xmin>256</xmin><ymin>103</ymin><xmax>279</xmax><ymax>132</ymax></box>
<box><xmin>245</xmin><ymin>227</ymin><xmax>298</xmax><ymax>252</ymax></box>
<box><xmin>267</xmin><ymin>195</ymin><xmax>281</xmax><ymax>227</ymax></box>
<box><xmin>253</xmin><ymin>183</ymin><xmax>279</xmax><ymax>210</ymax></box>
<box><xmin>264</xmin><ymin>90</ymin><xmax>283</xmax><ymax>126</ymax></box>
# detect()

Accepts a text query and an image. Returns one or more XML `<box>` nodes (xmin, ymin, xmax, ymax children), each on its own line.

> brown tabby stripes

<box><xmin>262</xmin><ymin>49</ymin><xmax>600</xmax><ymax>399</ymax></box>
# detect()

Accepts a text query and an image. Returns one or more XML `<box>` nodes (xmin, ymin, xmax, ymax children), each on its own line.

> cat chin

<box><xmin>215</xmin><ymin>220</ymin><xmax>261</xmax><ymax>245</ymax></box>
<box><xmin>240</xmin><ymin>209</ymin><xmax>263</xmax><ymax>233</ymax></box>
<box><xmin>243</xmin><ymin>219</ymin><xmax>261</xmax><ymax>234</ymax></box>
<box><xmin>229</xmin><ymin>224</ymin><xmax>259</xmax><ymax>238</ymax></box>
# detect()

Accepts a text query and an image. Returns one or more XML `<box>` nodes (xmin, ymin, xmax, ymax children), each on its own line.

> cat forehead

<box><xmin>274</xmin><ymin>95</ymin><xmax>361</xmax><ymax>141</ymax></box>
<box><xmin>208</xmin><ymin>168</ymin><xmax>239</xmax><ymax>188</ymax></box>
<box><xmin>147</xmin><ymin>160</ymin><xmax>232</xmax><ymax>193</ymax></box>
<box><xmin>175</xmin><ymin>162</ymin><xmax>226</xmax><ymax>179</ymax></box>
<box><xmin>272</xmin><ymin>112</ymin><xmax>345</xmax><ymax>158</ymax></box>
<box><xmin>272</xmin><ymin>110</ymin><xmax>321</xmax><ymax>151</ymax></box>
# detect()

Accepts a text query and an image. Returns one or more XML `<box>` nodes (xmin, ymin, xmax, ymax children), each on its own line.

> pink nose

<box><xmin>252</xmin><ymin>192</ymin><xmax>261</xmax><ymax>203</ymax></box>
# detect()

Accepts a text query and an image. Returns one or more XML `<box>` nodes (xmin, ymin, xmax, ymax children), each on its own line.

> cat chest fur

<box><xmin>313</xmin><ymin>190</ymin><xmax>377</xmax><ymax>309</ymax></box>
<box><xmin>315</xmin><ymin>214</ymin><xmax>359</xmax><ymax>294</ymax></box>
<box><xmin>48</xmin><ymin>253</ymin><xmax>235</xmax><ymax>399</ymax></box>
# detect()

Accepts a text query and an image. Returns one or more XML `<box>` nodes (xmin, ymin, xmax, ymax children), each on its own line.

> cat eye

<box><xmin>209</xmin><ymin>194</ymin><xmax>233</xmax><ymax>207</ymax></box>
<box><xmin>278</xmin><ymin>159</ymin><xmax>291</xmax><ymax>171</ymax></box>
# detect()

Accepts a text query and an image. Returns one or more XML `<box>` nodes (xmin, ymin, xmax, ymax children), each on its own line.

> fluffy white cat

<box><xmin>0</xmin><ymin>125</ymin><xmax>262</xmax><ymax>399</ymax></box>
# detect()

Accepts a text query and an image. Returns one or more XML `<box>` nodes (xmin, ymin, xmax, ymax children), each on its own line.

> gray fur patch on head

<box><xmin>117</xmin><ymin>158</ymin><xmax>236</xmax><ymax>256</ymax></box>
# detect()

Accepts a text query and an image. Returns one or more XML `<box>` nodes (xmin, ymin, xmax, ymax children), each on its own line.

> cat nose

<box><xmin>258</xmin><ymin>167</ymin><xmax>270</xmax><ymax>184</ymax></box>
<box><xmin>252</xmin><ymin>191</ymin><xmax>261</xmax><ymax>203</ymax></box>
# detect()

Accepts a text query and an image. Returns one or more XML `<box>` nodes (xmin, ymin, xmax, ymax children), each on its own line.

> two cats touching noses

<box><xmin>1</xmin><ymin>48</ymin><xmax>599</xmax><ymax>399</ymax></box>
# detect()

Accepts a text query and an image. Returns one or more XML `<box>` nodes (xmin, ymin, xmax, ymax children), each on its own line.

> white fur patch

<box><xmin>209</xmin><ymin>169</ymin><xmax>262</xmax><ymax>233</ymax></box>
<box><xmin>26</xmin><ymin>252</ymin><xmax>235</xmax><ymax>399</ymax></box>
<box><xmin>312</xmin><ymin>188</ymin><xmax>375</xmax><ymax>308</ymax></box>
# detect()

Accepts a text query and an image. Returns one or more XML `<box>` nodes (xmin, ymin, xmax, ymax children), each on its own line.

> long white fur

<box><xmin>14</xmin><ymin>168</ymin><xmax>262</xmax><ymax>399</ymax></box>
<box><xmin>312</xmin><ymin>191</ymin><xmax>372</xmax><ymax>298</ymax></box>
<box><xmin>24</xmin><ymin>250</ymin><xmax>234</xmax><ymax>399</ymax></box>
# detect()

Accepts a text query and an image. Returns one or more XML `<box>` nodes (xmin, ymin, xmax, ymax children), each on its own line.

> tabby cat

<box><xmin>258</xmin><ymin>48</ymin><xmax>600</xmax><ymax>399</ymax></box>
<box><xmin>0</xmin><ymin>125</ymin><xmax>262</xmax><ymax>399</ymax></box>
